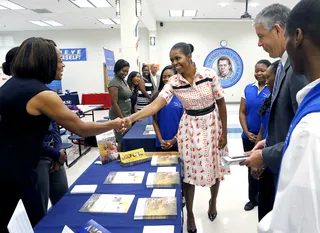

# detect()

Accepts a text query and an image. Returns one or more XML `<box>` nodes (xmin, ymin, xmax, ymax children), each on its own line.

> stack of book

<box><xmin>143</xmin><ymin>125</ymin><xmax>155</xmax><ymax>135</ymax></box>
<box><xmin>222</xmin><ymin>154</ymin><xmax>248</xmax><ymax>165</ymax></box>
<box><xmin>151</xmin><ymin>155</ymin><xmax>178</xmax><ymax>166</ymax></box>
<box><xmin>104</xmin><ymin>171</ymin><xmax>145</xmax><ymax>184</ymax></box>
<box><xmin>146</xmin><ymin>172</ymin><xmax>180</xmax><ymax>188</ymax></box>
<box><xmin>134</xmin><ymin>197</ymin><xmax>177</xmax><ymax>220</ymax></box>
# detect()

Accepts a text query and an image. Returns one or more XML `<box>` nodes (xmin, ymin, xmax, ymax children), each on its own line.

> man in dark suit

<box><xmin>241</xmin><ymin>3</ymin><xmax>308</xmax><ymax>221</ymax></box>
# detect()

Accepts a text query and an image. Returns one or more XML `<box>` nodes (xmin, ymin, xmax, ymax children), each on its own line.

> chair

<box><xmin>67</xmin><ymin>135</ymin><xmax>91</xmax><ymax>167</ymax></box>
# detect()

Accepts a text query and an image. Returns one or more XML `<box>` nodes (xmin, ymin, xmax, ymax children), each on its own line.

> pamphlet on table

<box><xmin>70</xmin><ymin>185</ymin><xmax>98</xmax><ymax>194</ymax></box>
<box><xmin>143</xmin><ymin>225</ymin><xmax>174</xmax><ymax>233</ymax></box>
<box><xmin>78</xmin><ymin>219</ymin><xmax>111</xmax><ymax>233</ymax></box>
<box><xmin>104</xmin><ymin>171</ymin><xmax>145</xmax><ymax>184</ymax></box>
<box><xmin>79</xmin><ymin>194</ymin><xmax>135</xmax><ymax>213</ymax></box>
<box><xmin>96</xmin><ymin>130</ymin><xmax>118</xmax><ymax>165</ymax></box>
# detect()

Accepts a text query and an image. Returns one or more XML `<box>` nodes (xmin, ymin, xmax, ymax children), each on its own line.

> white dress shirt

<box><xmin>259</xmin><ymin>79</ymin><xmax>320</xmax><ymax>233</ymax></box>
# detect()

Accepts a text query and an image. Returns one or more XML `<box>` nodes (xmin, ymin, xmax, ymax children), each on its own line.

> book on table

<box><xmin>134</xmin><ymin>197</ymin><xmax>177</xmax><ymax>220</ymax></box>
<box><xmin>151</xmin><ymin>155</ymin><xmax>178</xmax><ymax>166</ymax></box>
<box><xmin>143</xmin><ymin>125</ymin><xmax>155</xmax><ymax>135</ymax></box>
<box><xmin>119</xmin><ymin>148</ymin><xmax>152</xmax><ymax>166</ymax></box>
<box><xmin>104</xmin><ymin>171</ymin><xmax>145</xmax><ymax>184</ymax></box>
<box><xmin>96</xmin><ymin>130</ymin><xmax>118</xmax><ymax>165</ymax></box>
<box><xmin>77</xmin><ymin>219</ymin><xmax>111</xmax><ymax>233</ymax></box>
<box><xmin>146</xmin><ymin>172</ymin><xmax>180</xmax><ymax>188</ymax></box>
<box><xmin>79</xmin><ymin>194</ymin><xmax>135</xmax><ymax>213</ymax></box>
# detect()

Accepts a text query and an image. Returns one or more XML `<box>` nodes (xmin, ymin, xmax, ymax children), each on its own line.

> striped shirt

<box><xmin>137</xmin><ymin>77</ymin><xmax>154</xmax><ymax>110</ymax></box>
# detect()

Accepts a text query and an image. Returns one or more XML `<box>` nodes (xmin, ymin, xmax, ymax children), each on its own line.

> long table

<box><xmin>34</xmin><ymin>152</ymin><xmax>182</xmax><ymax>233</ymax></box>
<box><xmin>122</xmin><ymin>117</ymin><xmax>157</xmax><ymax>152</ymax></box>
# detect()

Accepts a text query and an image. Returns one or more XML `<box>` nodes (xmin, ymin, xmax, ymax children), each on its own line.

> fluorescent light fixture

<box><xmin>42</xmin><ymin>20</ymin><xmax>63</xmax><ymax>26</ymax></box>
<box><xmin>116</xmin><ymin>0</ymin><xmax>120</xmax><ymax>16</ymax></box>
<box><xmin>69</xmin><ymin>0</ymin><xmax>94</xmax><ymax>8</ymax></box>
<box><xmin>169</xmin><ymin>10</ymin><xmax>183</xmax><ymax>17</ymax></box>
<box><xmin>249</xmin><ymin>2</ymin><xmax>259</xmax><ymax>7</ymax></box>
<box><xmin>97</xmin><ymin>18</ymin><xmax>115</xmax><ymax>24</ymax></box>
<box><xmin>136</xmin><ymin>0</ymin><xmax>141</xmax><ymax>16</ymax></box>
<box><xmin>218</xmin><ymin>2</ymin><xmax>228</xmax><ymax>7</ymax></box>
<box><xmin>112</xmin><ymin>18</ymin><xmax>120</xmax><ymax>24</ymax></box>
<box><xmin>0</xmin><ymin>0</ymin><xmax>25</xmax><ymax>10</ymax></box>
<box><xmin>89</xmin><ymin>0</ymin><xmax>111</xmax><ymax>7</ymax></box>
<box><xmin>184</xmin><ymin>10</ymin><xmax>197</xmax><ymax>17</ymax></box>
<box><xmin>29</xmin><ymin>21</ymin><xmax>50</xmax><ymax>27</ymax></box>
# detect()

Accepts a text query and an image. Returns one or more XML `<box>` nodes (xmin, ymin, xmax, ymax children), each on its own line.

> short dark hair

<box><xmin>218</xmin><ymin>56</ymin><xmax>231</xmax><ymax>65</ymax></box>
<box><xmin>256</xmin><ymin>59</ymin><xmax>271</xmax><ymax>67</ymax></box>
<box><xmin>11</xmin><ymin>37</ymin><xmax>57</xmax><ymax>84</ymax></box>
<box><xmin>127</xmin><ymin>71</ymin><xmax>140</xmax><ymax>94</ymax></box>
<box><xmin>114</xmin><ymin>59</ymin><xmax>130</xmax><ymax>74</ymax></box>
<box><xmin>171</xmin><ymin>42</ymin><xmax>193</xmax><ymax>56</ymax></box>
<box><xmin>45</xmin><ymin>39</ymin><xmax>57</xmax><ymax>47</ymax></box>
<box><xmin>286</xmin><ymin>0</ymin><xmax>320</xmax><ymax>46</ymax></box>
<box><xmin>2</xmin><ymin>46</ymin><xmax>19</xmax><ymax>76</ymax></box>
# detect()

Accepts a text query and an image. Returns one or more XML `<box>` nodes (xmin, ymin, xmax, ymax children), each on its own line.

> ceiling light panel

<box><xmin>249</xmin><ymin>2</ymin><xmax>259</xmax><ymax>7</ymax></box>
<box><xmin>184</xmin><ymin>10</ymin><xmax>197</xmax><ymax>17</ymax></box>
<box><xmin>97</xmin><ymin>18</ymin><xmax>115</xmax><ymax>24</ymax></box>
<box><xmin>29</xmin><ymin>21</ymin><xmax>50</xmax><ymax>27</ymax></box>
<box><xmin>42</xmin><ymin>20</ymin><xmax>63</xmax><ymax>26</ymax></box>
<box><xmin>69</xmin><ymin>0</ymin><xmax>94</xmax><ymax>8</ymax></box>
<box><xmin>0</xmin><ymin>5</ymin><xmax>6</xmax><ymax>9</ymax></box>
<box><xmin>218</xmin><ymin>2</ymin><xmax>229</xmax><ymax>7</ymax></box>
<box><xmin>89</xmin><ymin>0</ymin><xmax>111</xmax><ymax>7</ymax></box>
<box><xmin>0</xmin><ymin>0</ymin><xmax>25</xmax><ymax>10</ymax></box>
<box><xmin>169</xmin><ymin>10</ymin><xmax>183</xmax><ymax>17</ymax></box>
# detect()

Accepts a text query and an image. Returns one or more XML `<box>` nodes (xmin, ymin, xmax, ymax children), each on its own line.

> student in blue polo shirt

<box><xmin>151</xmin><ymin>65</ymin><xmax>184</xmax><ymax>151</ymax></box>
<box><xmin>239</xmin><ymin>59</ymin><xmax>271</xmax><ymax>211</ymax></box>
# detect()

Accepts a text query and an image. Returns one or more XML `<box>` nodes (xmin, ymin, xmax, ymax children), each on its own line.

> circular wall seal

<box><xmin>203</xmin><ymin>47</ymin><xmax>244</xmax><ymax>88</ymax></box>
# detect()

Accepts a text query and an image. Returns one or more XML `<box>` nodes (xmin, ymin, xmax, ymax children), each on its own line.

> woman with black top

<box><xmin>0</xmin><ymin>37</ymin><xmax>124</xmax><ymax>232</ymax></box>
<box><xmin>137</xmin><ymin>65</ymin><xmax>154</xmax><ymax>110</ymax></box>
<box><xmin>127</xmin><ymin>71</ymin><xmax>141</xmax><ymax>114</ymax></box>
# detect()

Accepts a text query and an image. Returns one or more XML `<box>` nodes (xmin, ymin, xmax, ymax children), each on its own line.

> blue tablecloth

<box><xmin>122</xmin><ymin>117</ymin><xmax>156</xmax><ymax>152</ymax></box>
<box><xmin>34</xmin><ymin>156</ymin><xmax>182</xmax><ymax>233</ymax></box>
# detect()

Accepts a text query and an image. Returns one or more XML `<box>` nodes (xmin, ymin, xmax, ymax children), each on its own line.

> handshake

<box><xmin>110</xmin><ymin>116</ymin><xmax>133</xmax><ymax>133</ymax></box>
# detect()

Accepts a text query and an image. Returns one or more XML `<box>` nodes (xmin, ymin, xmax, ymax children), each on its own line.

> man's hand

<box><xmin>50</xmin><ymin>161</ymin><xmax>61</xmax><ymax>173</ymax></box>
<box><xmin>123</xmin><ymin>117</ymin><xmax>133</xmax><ymax>130</ymax></box>
<box><xmin>219</xmin><ymin>134</ymin><xmax>227</xmax><ymax>149</ymax></box>
<box><xmin>244</xmin><ymin>139</ymin><xmax>266</xmax><ymax>156</ymax></box>
<box><xmin>247</xmin><ymin>132</ymin><xmax>258</xmax><ymax>143</ymax></box>
<box><xmin>111</xmin><ymin>118</ymin><xmax>126</xmax><ymax>132</ymax></box>
<box><xmin>251</xmin><ymin>167</ymin><xmax>265</xmax><ymax>180</ymax></box>
<box><xmin>58</xmin><ymin>149</ymin><xmax>67</xmax><ymax>165</ymax></box>
<box><xmin>240</xmin><ymin>149</ymin><xmax>264</xmax><ymax>168</ymax></box>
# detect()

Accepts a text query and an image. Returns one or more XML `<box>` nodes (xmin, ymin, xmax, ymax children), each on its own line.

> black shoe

<box><xmin>187</xmin><ymin>229</ymin><xmax>197</xmax><ymax>233</ymax></box>
<box><xmin>208</xmin><ymin>199</ymin><xmax>218</xmax><ymax>221</ymax></box>
<box><xmin>244</xmin><ymin>201</ymin><xmax>257</xmax><ymax>211</ymax></box>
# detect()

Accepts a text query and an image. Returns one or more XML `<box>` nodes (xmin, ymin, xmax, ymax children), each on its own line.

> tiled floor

<box><xmin>62</xmin><ymin>104</ymin><xmax>258</xmax><ymax>233</ymax></box>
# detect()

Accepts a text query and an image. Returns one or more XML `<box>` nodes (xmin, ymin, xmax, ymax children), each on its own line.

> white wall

<box><xmin>156</xmin><ymin>21</ymin><xmax>276</xmax><ymax>102</ymax></box>
<box><xmin>0</xmin><ymin>29</ymin><xmax>149</xmax><ymax>97</ymax></box>
<box><xmin>0</xmin><ymin>21</ymin><xmax>276</xmax><ymax>102</ymax></box>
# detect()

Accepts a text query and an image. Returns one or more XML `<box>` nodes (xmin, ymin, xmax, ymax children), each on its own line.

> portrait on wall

<box><xmin>204</xmin><ymin>47</ymin><xmax>244</xmax><ymax>88</ymax></box>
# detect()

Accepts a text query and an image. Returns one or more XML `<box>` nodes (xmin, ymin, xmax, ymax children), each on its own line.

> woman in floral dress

<box><xmin>125</xmin><ymin>42</ymin><xmax>229</xmax><ymax>233</ymax></box>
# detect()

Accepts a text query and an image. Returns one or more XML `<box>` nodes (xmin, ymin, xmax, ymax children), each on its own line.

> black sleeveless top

<box><xmin>0</xmin><ymin>77</ymin><xmax>51</xmax><ymax>188</ymax></box>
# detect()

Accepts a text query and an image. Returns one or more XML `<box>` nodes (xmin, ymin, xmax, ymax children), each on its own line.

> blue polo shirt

<box><xmin>241</xmin><ymin>82</ymin><xmax>270</xmax><ymax>139</ymax></box>
<box><xmin>155</xmin><ymin>96</ymin><xmax>184</xmax><ymax>148</ymax></box>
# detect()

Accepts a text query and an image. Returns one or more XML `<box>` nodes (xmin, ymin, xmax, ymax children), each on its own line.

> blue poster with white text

<box><xmin>60</xmin><ymin>48</ymin><xmax>87</xmax><ymax>62</ymax></box>
<box><xmin>103</xmin><ymin>48</ymin><xmax>115</xmax><ymax>82</ymax></box>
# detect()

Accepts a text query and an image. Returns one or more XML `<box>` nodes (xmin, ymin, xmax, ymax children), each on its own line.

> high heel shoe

<box><xmin>208</xmin><ymin>199</ymin><xmax>218</xmax><ymax>222</ymax></box>
<box><xmin>187</xmin><ymin>229</ymin><xmax>197</xmax><ymax>233</ymax></box>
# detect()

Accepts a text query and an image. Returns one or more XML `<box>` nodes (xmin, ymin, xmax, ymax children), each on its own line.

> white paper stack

<box><xmin>151</xmin><ymin>189</ymin><xmax>176</xmax><ymax>198</ymax></box>
<box><xmin>143</xmin><ymin>225</ymin><xmax>174</xmax><ymax>233</ymax></box>
<box><xmin>157</xmin><ymin>167</ymin><xmax>176</xmax><ymax>172</ymax></box>
<box><xmin>70</xmin><ymin>185</ymin><xmax>98</xmax><ymax>194</ymax></box>
<box><xmin>222</xmin><ymin>154</ymin><xmax>248</xmax><ymax>165</ymax></box>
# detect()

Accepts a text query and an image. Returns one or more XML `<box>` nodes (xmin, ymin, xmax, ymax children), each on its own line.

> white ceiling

<box><xmin>0</xmin><ymin>0</ymin><xmax>300</xmax><ymax>31</ymax></box>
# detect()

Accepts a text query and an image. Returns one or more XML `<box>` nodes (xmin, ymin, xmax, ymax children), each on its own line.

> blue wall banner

<box><xmin>203</xmin><ymin>47</ymin><xmax>244</xmax><ymax>88</ymax></box>
<box><xmin>103</xmin><ymin>48</ymin><xmax>115</xmax><ymax>82</ymax></box>
<box><xmin>60</xmin><ymin>48</ymin><xmax>87</xmax><ymax>62</ymax></box>
<box><xmin>47</xmin><ymin>80</ymin><xmax>62</xmax><ymax>94</ymax></box>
